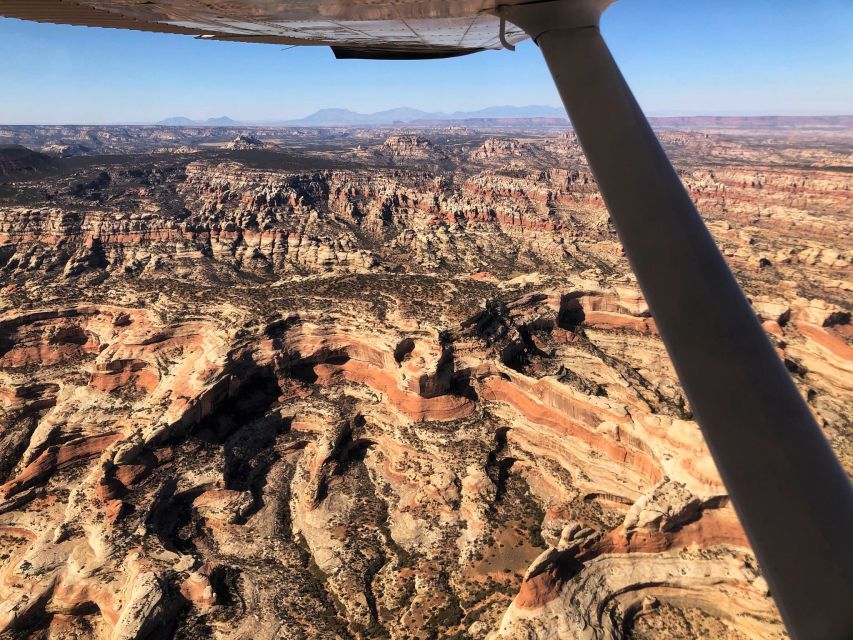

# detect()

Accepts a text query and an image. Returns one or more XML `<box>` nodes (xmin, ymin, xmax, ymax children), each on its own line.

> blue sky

<box><xmin>0</xmin><ymin>0</ymin><xmax>851</xmax><ymax>123</ymax></box>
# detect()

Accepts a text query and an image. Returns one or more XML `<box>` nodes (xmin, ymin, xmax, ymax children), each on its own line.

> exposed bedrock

<box><xmin>0</xmin><ymin>160</ymin><xmax>622</xmax><ymax>280</ymax></box>
<box><xmin>0</xmin><ymin>129</ymin><xmax>849</xmax><ymax>638</ymax></box>
<box><xmin>0</xmin><ymin>279</ymin><xmax>838</xmax><ymax>638</ymax></box>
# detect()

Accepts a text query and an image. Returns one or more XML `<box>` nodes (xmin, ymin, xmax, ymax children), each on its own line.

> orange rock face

<box><xmin>0</xmin><ymin>121</ymin><xmax>849</xmax><ymax>640</ymax></box>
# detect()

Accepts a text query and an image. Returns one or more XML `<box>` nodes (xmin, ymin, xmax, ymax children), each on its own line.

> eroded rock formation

<box><xmin>0</xmin><ymin>123</ymin><xmax>849</xmax><ymax>639</ymax></box>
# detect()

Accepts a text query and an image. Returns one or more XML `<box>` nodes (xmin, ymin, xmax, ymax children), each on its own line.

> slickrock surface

<box><xmin>0</xmin><ymin>122</ymin><xmax>850</xmax><ymax>640</ymax></box>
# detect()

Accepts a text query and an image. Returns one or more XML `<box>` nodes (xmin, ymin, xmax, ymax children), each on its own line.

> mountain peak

<box><xmin>157</xmin><ymin>116</ymin><xmax>242</xmax><ymax>127</ymax></box>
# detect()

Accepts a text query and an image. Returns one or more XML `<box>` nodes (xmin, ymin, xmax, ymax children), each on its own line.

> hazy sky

<box><xmin>1</xmin><ymin>0</ymin><xmax>851</xmax><ymax>123</ymax></box>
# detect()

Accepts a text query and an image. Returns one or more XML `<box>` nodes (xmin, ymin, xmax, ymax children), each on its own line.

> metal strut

<box><xmin>502</xmin><ymin>2</ymin><xmax>853</xmax><ymax>639</ymax></box>
<box><xmin>498</xmin><ymin>11</ymin><xmax>516</xmax><ymax>51</ymax></box>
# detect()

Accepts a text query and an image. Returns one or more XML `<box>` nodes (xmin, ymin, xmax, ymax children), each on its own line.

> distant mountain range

<box><xmin>156</xmin><ymin>106</ymin><xmax>567</xmax><ymax>127</ymax></box>
<box><xmin>154</xmin><ymin>109</ymin><xmax>853</xmax><ymax>129</ymax></box>
<box><xmin>157</xmin><ymin>116</ymin><xmax>242</xmax><ymax>126</ymax></box>
<box><xmin>281</xmin><ymin>105</ymin><xmax>567</xmax><ymax>126</ymax></box>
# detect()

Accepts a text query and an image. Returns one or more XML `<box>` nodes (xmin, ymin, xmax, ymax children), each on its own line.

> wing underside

<box><xmin>0</xmin><ymin>0</ymin><xmax>530</xmax><ymax>56</ymax></box>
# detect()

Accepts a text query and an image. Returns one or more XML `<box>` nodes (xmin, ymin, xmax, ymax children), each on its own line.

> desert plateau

<box><xmin>0</xmin><ymin>118</ymin><xmax>849</xmax><ymax>640</ymax></box>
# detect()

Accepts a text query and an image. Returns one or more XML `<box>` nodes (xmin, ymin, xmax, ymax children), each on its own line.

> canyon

<box><xmin>0</xmin><ymin>120</ymin><xmax>849</xmax><ymax>640</ymax></box>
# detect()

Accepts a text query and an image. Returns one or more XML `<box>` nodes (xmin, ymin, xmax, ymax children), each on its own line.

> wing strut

<box><xmin>504</xmin><ymin>3</ymin><xmax>853</xmax><ymax>639</ymax></box>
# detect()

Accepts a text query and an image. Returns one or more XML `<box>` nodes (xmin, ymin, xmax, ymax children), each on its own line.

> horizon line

<box><xmin>2</xmin><ymin>114</ymin><xmax>852</xmax><ymax>127</ymax></box>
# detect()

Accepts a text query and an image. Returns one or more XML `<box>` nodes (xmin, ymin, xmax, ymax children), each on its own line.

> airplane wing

<box><xmin>0</xmin><ymin>0</ymin><xmax>546</xmax><ymax>58</ymax></box>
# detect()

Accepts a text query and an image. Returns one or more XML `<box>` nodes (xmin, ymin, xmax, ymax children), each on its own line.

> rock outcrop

<box><xmin>223</xmin><ymin>134</ymin><xmax>278</xmax><ymax>150</ymax></box>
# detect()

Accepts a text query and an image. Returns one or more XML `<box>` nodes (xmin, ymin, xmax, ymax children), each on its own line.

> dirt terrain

<box><xmin>0</xmin><ymin>120</ymin><xmax>849</xmax><ymax>640</ymax></box>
